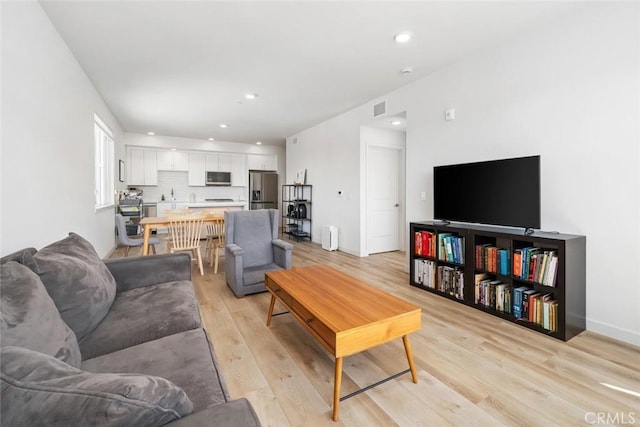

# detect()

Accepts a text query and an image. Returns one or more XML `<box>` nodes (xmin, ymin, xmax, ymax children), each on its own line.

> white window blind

<box><xmin>94</xmin><ymin>114</ymin><xmax>114</xmax><ymax>209</ymax></box>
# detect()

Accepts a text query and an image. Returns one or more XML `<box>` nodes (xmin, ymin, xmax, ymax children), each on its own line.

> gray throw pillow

<box><xmin>1</xmin><ymin>346</ymin><xmax>194</xmax><ymax>426</ymax></box>
<box><xmin>27</xmin><ymin>233</ymin><xmax>117</xmax><ymax>343</ymax></box>
<box><xmin>0</xmin><ymin>261</ymin><xmax>81</xmax><ymax>368</ymax></box>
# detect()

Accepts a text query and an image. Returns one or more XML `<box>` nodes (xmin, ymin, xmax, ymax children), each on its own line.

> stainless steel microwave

<box><xmin>206</xmin><ymin>171</ymin><xmax>232</xmax><ymax>186</ymax></box>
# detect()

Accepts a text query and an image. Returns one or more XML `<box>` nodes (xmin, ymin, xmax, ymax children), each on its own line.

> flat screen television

<box><xmin>433</xmin><ymin>155</ymin><xmax>540</xmax><ymax>229</ymax></box>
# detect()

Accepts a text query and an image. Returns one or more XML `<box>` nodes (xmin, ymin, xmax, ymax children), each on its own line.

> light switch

<box><xmin>421</xmin><ymin>191</ymin><xmax>427</xmax><ymax>201</ymax></box>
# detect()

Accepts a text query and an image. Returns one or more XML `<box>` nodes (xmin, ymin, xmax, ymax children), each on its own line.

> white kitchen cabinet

<box><xmin>230</xmin><ymin>154</ymin><xmax>247</xmax><ymax>186</ymax></box>
<box><xmin>206</xmin><ymin>153</ymin><xmax>232</xmax><ymax>172</ymax></box>
<box><xmin>127</xmin><ymin>148</ymin><xmax>158</xmax><ymax>186</ymax></box>
<box><xmin>247</xmin><ymin>154</ymin><xmax>277</xmax><ymax>171</ymax></box>
<box><xmin>188</xmin><ymin>153</ymin><xmax>206</xmax><ymax>186</ymax></box>
<box><xmin>157</xmin><ymin>150</ymin><xmax>189</xmax><ymax>171</ymax></box>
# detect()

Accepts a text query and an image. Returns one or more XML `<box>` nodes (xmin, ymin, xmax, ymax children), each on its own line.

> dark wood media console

<box><xmin>409</xmin><ymin>221</ymin><xmax>586</xmax><ymax>341</ymax></box>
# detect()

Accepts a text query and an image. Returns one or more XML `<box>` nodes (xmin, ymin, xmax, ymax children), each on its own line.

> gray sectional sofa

<box><xmin>0</xmin><ymin>232</ymin><xmax>260</xmax><ymax>426</ymax></box>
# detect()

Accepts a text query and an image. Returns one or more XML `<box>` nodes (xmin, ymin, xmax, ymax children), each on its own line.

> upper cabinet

<box><xmin>247</xmin><ymin>154</ymin><xmax>277</xmax><ymax>171</ymax></box>
<box><xmin>127</xmin><ymin>148</ymin><xmax>158</xmax><ymax>186</ymax></box>
<box><xmin>126</xmin><ymin>147</ymin><xmax>251</xmax><ymax>188</ymax></box>
<box><xmin>230</xmin><ymin>154</ymin><xmax>246</xmax><ymax>187</ymax></box>
<box><xmin>188</xmin><ymin>153</ymin><xmax>206</xmax><ymax>186</ymax></box>
<box><xmin>157</xmin><ymin>150</ymin><xmax>189</xmax><ymax>171</ymax></box>
<box><xmin>205</xmin><ymin>153</ymin><xmax>232</xmax><ymax>172</ymax></box>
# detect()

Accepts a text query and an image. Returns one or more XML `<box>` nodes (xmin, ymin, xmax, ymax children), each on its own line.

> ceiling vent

<box><xmin>373</xmin><ymin>101</ymin><xmax>386</xmax><ymax>117</ymax></box>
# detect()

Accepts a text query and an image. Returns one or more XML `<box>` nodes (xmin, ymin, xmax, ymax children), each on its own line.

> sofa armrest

<box><xmin>272</xmin><ymin>239</ymin><xmax>293</xmax><ymax>269</ymax></box>
<box><xmin>165</xmin><ymin>398</ymin><xmax>261</xmax><ymax>427</ymax></box>
<box><xmin>104</xmin><ymin>253</ymin><xmax>192</xmax><ymax>293</ymax></box>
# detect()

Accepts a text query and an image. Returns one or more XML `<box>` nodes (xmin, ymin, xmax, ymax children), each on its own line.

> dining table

<box><xmin>139</xmin><ymin>213</ymin><xmax>224</xmax><ymax>256</ymax></box>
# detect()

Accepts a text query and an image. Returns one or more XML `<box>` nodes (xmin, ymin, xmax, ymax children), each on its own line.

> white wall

<box><xmin>1</xmin><ymin>2</ymin><xmax>123</xmax><ymax>258</ymax></box>
<box><xmin>287</xmin><ymin>3</ymin><xmax>639</xmax><ymax>345</ymax></box>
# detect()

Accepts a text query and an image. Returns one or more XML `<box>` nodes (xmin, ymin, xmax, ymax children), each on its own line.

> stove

<box><xmin>205</xmin><ymin>198</ymin><xmax>235</xmax><ymax>202</ymax></box>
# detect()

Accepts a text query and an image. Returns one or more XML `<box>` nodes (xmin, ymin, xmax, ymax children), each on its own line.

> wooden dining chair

<box><xmin>167</xmin><ymin>214</ymin><xmax>205</xmax><ymax>275</ymax></box>
<box><xmin>205</xmin><ymin>217</ymin><xmax>225</xmax><ymax>274</ymax></box>
<box><xmin>163</xmin><ymin>209</ymin><xmax>192</xmax><ymax>252</ymax></box>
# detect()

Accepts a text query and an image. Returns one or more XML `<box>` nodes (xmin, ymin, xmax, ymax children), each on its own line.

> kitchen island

<box><xmin>152</xmin><ymin>201</ymin><xmax>247</xmax><ymax>240</ymax></box>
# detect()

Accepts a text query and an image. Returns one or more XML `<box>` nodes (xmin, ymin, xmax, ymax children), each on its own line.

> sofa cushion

<box><xmin>79</xmin><ymin>280</ymin><xmax>201</xmax><ymax>360</ymax></box>
<box><xmin>82</xmin><ymin>328</ymin><xmax>229</xmax><ymax>412</ymax></box>
<box><xmin>1</xmin><ymin>346</ymin><xmax>193</xmax><ymax>426</ymax></box>
<box><xmin>0</xmin><ymin>262</ymin><xmax>81</xmax><ymax>368</ymax></box>
<box><xmin>26</xmin><ymin>232</ymin><xmax>117</xmax><ymax>344</ymax></box>
<box><xmin>165</xmin><ymin>398</ymin><xmax>261</xmax><ymax>427</ymax></box>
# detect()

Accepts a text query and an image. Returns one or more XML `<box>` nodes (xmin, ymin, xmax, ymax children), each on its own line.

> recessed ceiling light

<box><xmin>394</xmin><ymin>32</ymin><xmax>412</xmax><ymax>43</ymax></box>
<box><xmin>219</xmin><ymin>124</ymin><xmax>228</xmax><ymax>128</ymax></box>
<box><xmin>170</xmin><ymin>148</ymin><xmax>176</xmax><ymax>151</ymax></box>
<box><xmin>147</xmin><ymin>131</ymin><xmax>155</xmax><ymax>136</ymax></box>
<box><xmin>245</xmin><ymin>93</ymin><xmax>258</xmax><ymax>100</ymax></box>
<box><xmin>391</xmin><ymin>120</ymin><xmax>402</xmax><ymax>126</ymax></box>
<box><xmin>208</xmin><ymin>138</ymin><xmax>215</xmax><ymax>141</ymax></box>
<box><xmin>256</xmin><ymin>141</ymin><xmax>262</xmax><ymax>145</ymax></box>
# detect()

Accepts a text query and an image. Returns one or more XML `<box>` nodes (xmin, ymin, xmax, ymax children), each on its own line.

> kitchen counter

<box><xmin>186</xmin><ymin>201</ymin><xmax>247</xmax><ymax>208</ymax></box>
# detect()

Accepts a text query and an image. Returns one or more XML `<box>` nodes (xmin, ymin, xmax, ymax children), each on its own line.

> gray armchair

<box><xmin>224</xmin><ymin>209</ymin><xmax>293</xmax><ymax>297</ymax></box>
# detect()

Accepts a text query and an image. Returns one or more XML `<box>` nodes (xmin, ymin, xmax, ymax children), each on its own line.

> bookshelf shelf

<box><xmin>410</xmin><ymin>221</ymin><xmax>586</xmax><ymax>341</ymax></box>
<box><xmin>282</xmin><ymin>185</ymin><xmax>312</xmax><ymax>242</ymax></box>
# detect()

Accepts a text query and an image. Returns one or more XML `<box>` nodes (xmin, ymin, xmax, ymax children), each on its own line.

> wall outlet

<box><xmin>445</xmin><ymin>108</ymin><xmax>455</xmax><ymax>121</ymax></box>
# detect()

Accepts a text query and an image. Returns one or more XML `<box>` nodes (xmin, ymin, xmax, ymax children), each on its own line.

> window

<box><xmin>94</xmin><ymin>114</ymin><xmax>114</xmax><ymax>209</ymax></box>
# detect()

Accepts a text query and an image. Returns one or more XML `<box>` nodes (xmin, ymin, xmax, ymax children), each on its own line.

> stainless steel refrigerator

<box><xmin>249</xmin><ymin>171</ymin><xmax>278</xmax><ymax>210</ymax></box>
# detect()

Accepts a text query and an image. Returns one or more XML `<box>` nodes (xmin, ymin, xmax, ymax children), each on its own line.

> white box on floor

<box><xmin>322</xmin><ymin>225</ymin><xmax>338</xmax><ymax>251</ymax></box>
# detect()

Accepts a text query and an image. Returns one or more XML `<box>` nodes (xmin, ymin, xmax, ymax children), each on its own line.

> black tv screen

<box><xmin>433</xmin><ymin>155</ymin><xmax>540</xmax><ymax>229</ymax></box>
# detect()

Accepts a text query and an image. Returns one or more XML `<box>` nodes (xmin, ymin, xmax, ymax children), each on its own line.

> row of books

<box><xmin>413</xmin><ymin>231</ymin><xmax>437</xmax><ymax>257</ymax></box>
<box><xmin>438</xmin><ymin>233</ymin><xmax>464</xmax><ymax>264</ymax></box>
<box><xmin>513</xmin><ymin>286</ymin><xmax>558</xmax><ymax>332</ymax></box>
<box><xmin>413</xmin><ymin>232</ymin><xmax>465</xmax><ymax>264</ymax></box>
<box><xmin>474</xmin><ymin>273</ymin><xmax>512</xmax><ymax>313</ymax></box>
<box><xmin>514</xmin><ymin>248</ymin><xmax>558</xmax><ymax>287</ymax></box>
<box><xmin>414</xmin><ymin>259</ymin><xmax>464</xmax><ymax>300</ymax></box>
<box><xmin>474</xmin><ymin>244</ymin><xmax>510</xmax><ymax>275</ymax></box>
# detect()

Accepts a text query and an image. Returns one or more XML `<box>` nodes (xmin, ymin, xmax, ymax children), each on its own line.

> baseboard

<box><xmin>104</xmin><ymin>245</ymin><xmax>117</xmax><ymax>259</ymax></box>
<box><xmin>586</xmin><ymin>319</ymin><xmax>640</xmax><ymax>347</ymax></box>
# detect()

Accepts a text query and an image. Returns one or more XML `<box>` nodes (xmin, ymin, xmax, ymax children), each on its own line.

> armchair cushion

<box><xmin>243</xmin><ymin>263</ymin><xmax>283</xmax><ymax>287</ymax></box>
<box><xmin>1</xmin><ymin>346</ymin><xmax>193</xmax><ymax>426</ymax></box>
<box><xmin>232</xmin><ymin>210</ymin><xmax>275</xmax><ymax>268</ymax></box>
<box><xmin>24</xmin><ymin>232</ymin><xmax>116</xmax><ymax>344</ymax></box>
<box><xmin>0</xmin><ymin>262</ymin><xmax>81</xmax><ymax>368</ymax></box>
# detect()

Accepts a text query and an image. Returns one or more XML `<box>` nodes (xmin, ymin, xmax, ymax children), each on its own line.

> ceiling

<box><xmin>40</xmin><ymin>1</ymin><xmax>582</xmax><ymax>146</ymax></box>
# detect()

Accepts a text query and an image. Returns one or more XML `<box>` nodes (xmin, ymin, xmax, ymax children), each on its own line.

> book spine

<box><xmin>513</xmin><ymin>250</ymin><xmax>522</xmax><ymax>278</ymax></box>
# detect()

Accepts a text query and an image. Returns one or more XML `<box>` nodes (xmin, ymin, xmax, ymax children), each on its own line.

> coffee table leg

<box><xmin>402</xmin><ymin>335</ymin><xmax>418</xmax><ymax>383</ymax></box>
<box><xmin>332</xmin><ymin>356</ymin><xmax>343</xmax><ymax>421</ymax></box>
<box><xmin>266</xmin><ymin>294</ymin><xmax>276</xmax><ymax>326</ymax></box>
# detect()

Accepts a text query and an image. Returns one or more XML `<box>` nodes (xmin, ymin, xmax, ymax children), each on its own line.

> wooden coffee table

<box><xmin>265</xmin><ymin>264</ymin><xmax>421</xmax><ymax>421</ymax></box>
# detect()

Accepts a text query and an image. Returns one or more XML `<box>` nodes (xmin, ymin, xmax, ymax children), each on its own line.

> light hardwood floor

<box><xmin>111</xmin><ymin>238</ymin><xmax>640</xmax><ymax>426</ymax></box>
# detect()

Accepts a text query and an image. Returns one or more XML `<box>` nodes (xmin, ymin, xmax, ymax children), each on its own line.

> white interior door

<box><xmin>367</xmin><ymin>145</ymin><xmax>400</xmax><ymax>254</ymax></box>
